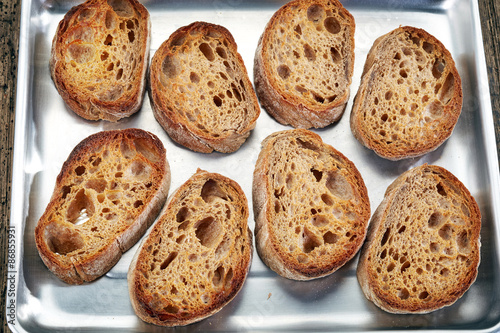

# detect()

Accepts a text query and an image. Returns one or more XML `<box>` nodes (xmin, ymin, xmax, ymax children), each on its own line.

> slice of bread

<box><xmin>50</xmin><ymin>0</ymin><xmax>151</xmax><ymax>121</ymax></box>
<box><xmin>357</xmin><ymin>164</ymin><xmax>481</xmax><ymax>314</ymax></box>
<box><xmin>350</xmin><ymin>26</ymin><xmax>463</xmax><ymax>160</ymax></box>
<box><xmin>149</xmin><ymin>22</ymin><xmax>260</xmax><ymax>153</ymax></box>
<box><xmin>254</xmin><ymin>0</ymin><xmax>355</xmax><ymax>129</ymax></box>
<box><xmin>128</xmin><ymin>169</ymin><xmax>252</xmax><ymax>326</ymax></box>
<box><xmin>35</xmin><ymin>129</ymin><xmax>170</xmax><ymax>284</ymax></box>
<box><xmin>253</xmin><ymin>129</ymin><xmax>370</xmax><ymax>280</ymax></box>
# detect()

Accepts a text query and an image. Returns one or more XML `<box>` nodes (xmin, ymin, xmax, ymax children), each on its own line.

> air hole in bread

<box><xmin>199</xmin><ymin>43</ymin><xmax>215</xmax><ymax>61</ymax></box>
<box><xmin>134</xmin><ymin>138</ymin><xmax>161</xmax><ymax>163</ymax></box>
<box><xmin>436</xmin><ymin>182</ymin><xmax>447</xmax><ymax>196</ymax></box>
<box><xmin>295</xmin><ymin>85</ymin><xmax>307</xmax><ymax>94</ymax></box>
<box><xmin>294</xmin><ymin>24</ymin><xmax>302</xmax><ymax>35</ymax></box>
<box><xmin>107</xmin><ymin>0</ymin><xmax>133</xmax><ymax>17</ymax></box>
<box><xmin>104</xmin><ymin>10</ymin><xmax>115</xmax><ymax>29</ymax></box>
<box><xmin>440</xmin><ymin>268</ymin><xmax>450</xmax><ymax>277</ymax></box>
<box><xmin>116</xmin><ymin>68</ymin><xmax>123</xmax><ymax>80</ymax></box>
<box><xmin>321</xmin><ymin>194</ymin><xmax>334</xmax><ymax>206</ymax></box>
<box><xmin>311</xmin><ymin>215</ymin><xmax>329</xmax><ymax>228</ymax></box>
<box><xmin>301</xmin><ymin>226</ymin><xmax>322</xmax><ymax>253</ymax></box>
<box><xmin>428</xmin><ymin>211</ymin><xmax>444</xmax><ymax>229</ymax></box>
<box><xmin>213</xmin><ymin>266</ymin><xmax>224</xmax><ymax>287</ymax></box>
<box><xmin>194</xmin><ymin>216</ymin><xmax>221</xmax><ymax>248</ymax></box>
<box><xmin>216</xmin><ymin>46</ymin><xmax>227</xmax><ymax>59</ymax></box>
<box><xmin>107</xmin><ymin>62</ymin><xmax>114</xmax><ymax>71</ymax></box>
<box><xmin>274</xmin><ymin>200</ymin><xmax>281</xmax><ymax>213</ymax></box>
<box><xmin>387</xmin><ymin>262</ymin><xmax>395</xmax><ymax>272</ymax></box>
<box><xmin>380</xmin><ymin>248</ymin><xmax>387</xmax><ymax>259</ymax></box>
<box><xmin>176</xmin><ymin>207</ymin><xmax>189</xmax><ymax>223</ymax></box>
<box><xmin>399</xmin><ymin>69</ymin><xmax>408</xmax><ymax>78</ymax></box>
<box><xmin>323</xmin><ymin>231</ymin><xmax>339</xmax><ymax>244</ymax></box>
<box><xmin>307</xmin><ymin>4</ymin><xmax>325</xmax><ymax>22</ymax></box>
<box><xmin>325</xmin><ymin>171</ymin><xmax>353</xmax><ymax>200</ymax></box>
<box><xmin>44</xmin><ymin>222</ymin><xmax>85</xmax><ymax>255</ymax></box>
<box><xmin>61</xmin><ymin>185</ymin><xmax>72</xmax><ymax>199</ymax></box>
<box><xmin>330</xmin><ymin>47</ymin><xmax>341</xmax><ymax>64</ymax></box>
<box><xmin>438</xmin><ymin>224</ymin><xmax>453</xmax><ymax>240</ymax></box>
<box><xmin>324</xmin><ymin>16</ymin><xmax>341</xmax><ymax>34</ymax></box>
<box><xmin>411</xmin><ymin>36</ymin><xmax>420</xmax><ymax>46</ymax></box>
<box><xmin>160</xmin><ymin>252</ymin><xmax>178</xmax><ymax>270</ymax></box>
<box><xmin>312</xmin><ymin>92</ymin><xmax>325</xmax><ymax>103</ymax></box>
<box><xmin>68</xmin><ymin>43</ymin><xmax>95</xmax><ymax>64</ymax></box>
<box><xmin>85</xmin><ymin>178</ymin><xmax>107</xmax><ymax>193</ymax></box>
<box><xmin>385</xmin><ymin>91</ymin><xmax>393</xmax><ymax>100</ymax></box>
<box><xmin>303</xmin><ymin>43</ymin><xmax>316</xmax><ymax>62</ymax></box>
<box><xmin>201</xmin><ymin>179</ymin><xmax>228</xmax><ymax>203</ymax></box>
<box><xmin>311</xmin><ymin>168</ymin><xmax>323</xmax><ymax>182</ymax></box>
<box><xmin>297</xmin><ymin>253</ymin><xmax>309</xmax><ymax>264</ymax></box>
<box><xmin>397</xmin><ymin>288</ymin><xmax>410</xmax><ymax>300</ymax></box>
<box><xmin>133</xmin><ymin>200</ymin><xmax>143</xmax><ymax>208</ymax></box>
<box><xmin>425</xmin><ymin>100</ymin><xmax>444</xmax><ymax>119</ymax></box>
<box><xmin>401</xmin><ymin>261</ymin><xmax>410</xmax><ymax>273</ymax></box>
<box><xmin>231</xmin><ymin>84</ymin><xmax>242</xmax><ymax>102</ymax></box>
<box><xmin>213</xmin><ymin>96</ymin><xmax>223</xmax><ymax>107</ymax></box>
<box><xmin>432</xmin><ymin>59</ymin><xmax>445</xmax><ymax>79</ymax></box>
<box><xmin>277</xmin><ymin>65</ymin><xmax>291</xmax><ymax>80</ymax></box>
<box><xmin>457</xmin><ymin>230</ymin><xmax>470</xmax><ymax>253</ymax></box>
<box><xmin>98</xmin><ymin>85</ymin><xmax>123</xmax><ymax>101</ymax></box>
<box><xmin>104</xmin><ymin>34</ymin><xmax>113</xmax><ymax>46</ymax></box>
<box><xmin>161</xmin><ymin>55</ymin><xmax>178</xmax><ymax>83</ymax></box>
<box><xmin>78</xmin><ymin>8</ymin><xmax>95</xmax><ymax>21</ymax></box>
<box><xmin>66</xmin><ymin>189</ymin><xmax>95</xmax><ymax>224</ymax></box>
<box><xmin>224</xmin><ymin>267</ymin><xmax>233</xmax><ymax>289</ymax></box>
<box><xmin>128</xmin><ymin>30</ymin><xmax>135</xmax><ymax>43</ymax></box>
<box><xmin>163</xmin><ymin>304</ymin><xmax>179</xmax><ymax>314</ymax></box>
<box><xmin>381</xmin><ymin>228</ymin><xmax>391</xmax><ymax>246</ymax></box>
<box><xmin>189</xmin><ymin>72</ymin><xmax>200</xmax><ymax>84</ymax></box>
<box><xmin>422</xmin><ymin>41</ymin><xmax>434</xmax><ymax>54</ymax></box>
<box><xmin>215</xmin><ymin>238</ymin><xmax>231</xmax><ymax>258</ymax></box>
<box><xmin>402</xmin><ymin>47</ymin><xmax>412</xmax><ymax>56</ymax></box>
<box><xmin>439</xmin><ymin>73</ymin><xmax>455</xmax><ymax>104</ymax></box>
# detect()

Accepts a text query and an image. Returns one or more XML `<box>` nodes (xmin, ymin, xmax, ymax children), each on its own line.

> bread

<box><xmin>350</xmin><ymin>26</ymin><xmax>463</xmax><ymax>160</ymax></box>
<box><xmin>254</xmin><ymin>0</ymin><xmax>355</xmax><ymax>129</ymax></box>
<box><xmin>128</xmin><ymin>169</ymin><xmax>252</xmax><ymax>326</ymax></box>
<box><xmin>253</xmin><ymin>129</ymin><xmax>370</xmax><ymax>280</ymax></box>
<box><xmin>35</xmin><ymin>129</ymin><xmax>170</xmax><ymax>284</ymax></box>
<box><xmin>357</xmin><ymin>164</ymin><xmax>481</xmax><ymax>314</ymax></box>
<box><xmin>50</xmin><ymin>0</ymin><xmax>151</xmax><ymax>121</ymax></box>
<box><xmin>149</xmin><ymin>21</ymin><xmax>260</xmax><ymax>153</ymax></box>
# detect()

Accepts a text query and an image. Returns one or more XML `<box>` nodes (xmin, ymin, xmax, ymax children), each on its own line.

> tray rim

<box><xmin>6</xmin><ymin>0</ymin><xmax>500</xmax><ymax>332</ymax></box>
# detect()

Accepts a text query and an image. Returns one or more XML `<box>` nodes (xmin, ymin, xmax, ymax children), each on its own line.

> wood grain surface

<box><xmin>0</xmin><ymin>0</ymin><xmax>498</xmax><ymax>332</ymax></box>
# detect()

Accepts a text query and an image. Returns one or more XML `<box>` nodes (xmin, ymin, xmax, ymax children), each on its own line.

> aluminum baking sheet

<box><xmin>8</xmin><ymin>0</ymin><xmax>500</xmax><ymax>331</ymax></box>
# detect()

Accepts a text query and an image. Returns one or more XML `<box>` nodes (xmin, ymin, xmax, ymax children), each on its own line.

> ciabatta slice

<box><xmin>254</xmin><ymin>0</ymin><xmax>355</xmax><ymax>129</ymax></box>
<box><xmin>50</xmin><ymin>0</ymin><xmax>151</xmax><ymax>121</ymax></box>
<box><xmin>128</xmin><ymin>169</ymin><xmax>252</xmax><ymax>326</ymax></box>
<box><xmin>149</xmin><ymin>22</ymin><xmax>260</xmax><ymax>153</ymax></box>
<box><xmin>357</xmin><ymin>164</ymin><xmax>481</xmax><ymax>314</ymax></box>
<box><xmin>350</xmin><ymin>26</ymin><xmax>463</xmax><ymax>160</ymax></box>
<box><xmin>253</xmin><ymin>129</ymin><xmax>370</xmax><ymax>280</ymax></box>
<box><xmin>35</xmin><ymin>129</ymin><xmax>170</xmax><ymax>284</ymax></box>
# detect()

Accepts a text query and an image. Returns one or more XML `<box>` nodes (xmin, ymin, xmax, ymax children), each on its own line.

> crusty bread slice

<box><xmin>50</xmin><ymin>0</ymin><xmax>151</xmax><ymax>121</ymax></box>
<box><xmin>149</xmin><ymin>22</ymin><xmax>260</xmax><ymax>153</ymax></box>
<box><xmin>357</xmin><ymin>164</ymin><xmax>481</xmax><ymax>314</ymax></box>
<box><xmin>350</xmin><ymin>26</ymin><xmax>463</xmax><ymax>160</ymax></box>
<box><xmin>35</xmin><ymin>129</ymin><xmax>170</xmax><ymax>284</ymax></box>
<box><xmin>128</xmin><ymin>169</ymin><xmax>252</xmax><ymax>326</ymax></box>
<box><xmin>254</xmin><ymin>0</ymin><xmax>355</xmax><ymax>129</ymax></box>
<box><xmin>253</xmin><ymin>129</ymin><xmax>370</xmax><ymax>280</ymax></box>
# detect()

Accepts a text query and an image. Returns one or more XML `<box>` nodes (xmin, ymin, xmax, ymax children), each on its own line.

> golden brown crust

<box><xmin>356</xmin><ymin>164</ymin><xmax>481</xmax><ymax>313</ymax></box>
<box><xmin>149</xmin><ymin>22</ymin><xmax>260</xmax><ymax>153</ymax></box>
<box><xmin>50</xmin><ymin>0</ymin><xmax>151</xmax><ymax>121</ymax></box>
<box><xmin>35</xmin><ymin>129</ymin><xmax>170</xmax><ymax>284</ymax></box>
<box><xmin>254</xmin><ymin>0</ymin><xmax>355</xmax><ymax>129</ymax></box>
<box><xmin>350</xmin><ymin>26</ymin><xmax>463</xmax><ymax>160</ymax></box>
<box><xmin>128</xmin><ymin>169</ymin><xmax>252</xmax><ymax>326</ymax></box>
<box><xmin>253</xmin><ymin>129</ymin><xmax>370</xmax><ymax>280</ymax></box>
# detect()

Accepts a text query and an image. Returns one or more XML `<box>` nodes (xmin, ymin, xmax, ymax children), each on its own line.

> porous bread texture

<box><xmin>149</xmin><ymin>21</ymin><xmax>260</xmax><ymax>153</ymax></box>
<box><xmin>35</xmin><ymin>129</ymin><xmax>170</xmax><ymax>284</ymax></box>
<box><xmin>128</xmin><ymin>169</ymin><xmax>252</xmax><ymax>327</ymax></box>
<box><xmin>350</xmin><ymin>26</ymin><xmax>463</xmax><ymax>160</ymax></box>
<box><xmin>50</xmin><ymin>0</ymin><xmax>151</xmax><ymax>121</ymax></box>
<box><xmin>253</xmin><ymin>129</ymin><xmax>370</xmax><ymax>280</ymax></box>
<box><xmin>254</xmin><ymin>0</ymin><xmax>355</xmax><ymax>129</ymax></box>
<box><xmin>357</xmin><ymin>164</ymin><xmax>481</xmax><ymax>314</ymax></box>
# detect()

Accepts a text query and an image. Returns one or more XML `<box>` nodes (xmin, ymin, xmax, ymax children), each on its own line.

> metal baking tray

<box><xmin>8</xmin><ymin>0</ymin><xmax>500</xmax><ymax>331</ymax></box>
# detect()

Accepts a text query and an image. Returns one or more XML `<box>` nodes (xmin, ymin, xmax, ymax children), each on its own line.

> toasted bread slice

<box><xmin>35</xmin><ymin>129</ymin><xmax>170</xmax><ymax>284</ymax></box>
<box><xmin>128</xmin><ymin>169</ymin><xmax>252</xmax><ymax>326</ymax></box>
<box><xmin>149</xmin><ymin>22</ymin><xmax>260</xmax><ymax>153</ymax></box>
<box><xmin>357</xmin><ymin>164</ymin><xmax>481</xmax><ymax>314</ymax></box>
<box><xmin>350</xmin><ymin>26</ymin><xmax>463</xmax><ymax>160</ymax></box>
<box><xmin>254</xmin><ymin>0</ymin><xmax>355</xmax><ymax>129</ymax></box>
<box><xmin>50</xmin><ymin>0</ymin><xmax>151</xmax><ymax>121</ymax></box>
<box><xmin>253</xmin><ymin>129</ymin><xmax>370</xmax><ymax>280</ymax></box>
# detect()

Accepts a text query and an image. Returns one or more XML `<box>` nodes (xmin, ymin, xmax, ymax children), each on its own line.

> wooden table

<box><xmin>1</xmin><ymin>0</ymin><xmax>499</xmax><ymax>331</ymax></box>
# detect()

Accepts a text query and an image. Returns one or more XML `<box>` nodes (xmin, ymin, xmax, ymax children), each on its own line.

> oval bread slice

<box><xmin>253</xmin><ymin>129</ymin><xmax>370</xmax><ymax>280</ymax></box>
<box><xmin>50</xmin><ymin>0</ymin><xmax>151</xmax><ymax>121</ymax></box>
<box><xmin>35</xmin><ymin>129</ymin><xmax>170</xmax><ymax>284</ymax></box>
<box><xmin>357</xmin><ymin>164</ymin><xmax>481</xmax><ymax>314</ymax></box>
<box><xmin>350</xmin><ymin>26</ymin><xmax>463</xmax><ymax>160</ymax></box>
<box><xmin>149</xmin><ymin>22</ymin><xmax>260</xmax><ymax>153</ymax></box>
<box><xmin>254</xmin><ymin>0</ymin><xmax>355</xmax><ymax>129</ymax></box>
<box><xmin>128</xmin><ymin>169</ymin><xmax>252</xmax><ymax>326</ymax></box>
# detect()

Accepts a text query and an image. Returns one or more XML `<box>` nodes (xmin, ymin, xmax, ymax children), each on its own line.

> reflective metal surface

<box><xmin>8</xmin><ymin>0</ymin><xmax>500</xmax><ymax>331</ymax></box>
